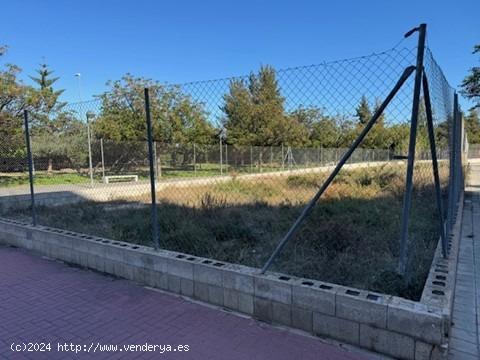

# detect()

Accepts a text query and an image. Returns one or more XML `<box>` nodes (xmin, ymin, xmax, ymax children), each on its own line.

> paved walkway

<box><xmin>448</xmin><ymin>161</ymin><xmax>480</xmax><ymax>359</ymax></box>
<box><xmin>0</xmin><ymin>246</ymin><xmax>380</xmax><ymax>360</ymax></box>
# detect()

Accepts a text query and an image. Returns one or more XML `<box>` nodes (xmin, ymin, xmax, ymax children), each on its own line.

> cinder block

<box><xmin>114</xmin><ymin>260</ymin><xmax>129</xmax><ymax>278</ymax></box>
<box><xmin>45</xmin><ymin>232</ymin><xmax>73</xmax><ymax>249</ymax></box>
<box><xmin>32</xmin><ymin>239</ymin><xmax>47</xmax><ymax>253</ymax></box>
<box><xmin>104</xmin><ymin>259</ymin><xmax>116</xmax><ymax>275</ymax></box>
<box><xmin>194</xmin><ymin>262</ymin><xmax>223</xmax><ymax>286</ymax></box>
<box><xmin>254</xmin><ymin>274</ymin><xmax>292</xmax><ymax>304</ymax></box>
<box><xmin>144</xmin><ymin>268</ymin><xmax>157</xmax><ymax>287</ymax></box>
<box><xmin>58</xmin><ymin>246</ymin><xmax>73</xmax><ymax>263</ymax></box>
<box><xmin>86</xmin><ymin>239</ymin><xmax>107</xmax><ymax>257</ymax></box>
<box><xmin>32</xmin><ymin>229</ymin><xmax>52</xmax><ymax>243</ymax></box>
<box><xmin>152</xmin><ymin>255</ymin><xmax>168</xmax><ymax>274</ymax></box>
<box><xmin>105</xmin><ymin>245</ymin><xmax>124</xmax><ymax>262</ymax></box>
<box><xmin>86</xmin><ymin>253</ymin><xmax>96</xmax><ymax>270</ymax></box>
<box><xmin>414</xmin><ymin>341</ymin><xmax>434</xmax><ymax>360</ymax></box>
<box><xmin>154</xmin><ymin>271</ymin><xmax>168</xmax><ymax>290</ymax></box>
<box><xmin>124</xmin><ymin>263</ymin><xmax>136</xmax><ymax>280</ymax></box>
<box><xmin>90</xmin><ymin>254</ymin><xmax>105</xmax><ymax>273</ymax></box>
<box><xmin>123</xmin><ymin>248</ymin><xmax>145</xmax><ymax>267</ymax></box>
<box><xmin>360</xmin><ymin>324</ymin><xmax>414</xmax><ymax>360</ymax></box>
<box><xmin>70</xmin><ymin>250</ymin><xmax>82</xmax><ymax>266</ymax></box>
<box><xmin>79</xmin><ymin>251</ymin><xmax>89</xmax><ymax>268</ymax></box>
<box><xmin>130</xmin><ymin>265</ymin><xmax>145</xmax><ymax>283</ymax></box>
<box><xmin>180</xmin><ymin>279</ymin><xmax>194</xmax><ymax>297</ymax></box>
<box><xmin>272</xmin><ymin>301</ymin><xmax>291</xmax><ymax>326</ymax></box>
<box><xmin>139</xmin><ymin>250</ymin><xmax>156</xmax><ymax>269</ymax></box>
<box><xmin>387</xmin><ymin>297</ymin><xmax>444</xmax><ymax>345</ymax></box>
<box><xmin>238</xmin><ymin>293</ymin><xmax>254</xmax><ymax>315</ymax></box>
<box><xmin>313</xmin><ymin>312</ymin><xmax>359</xmax><ymax>345</ymax></box>
<box><xmin>292</xmin><ymin>306</ymin><xmax>312</xmax><ymax>332</ymax></box>
<box><xmin>254</xmin><ymin>297</ymin><xmax>273</xmax><ymax>322</ymax></box>
<box><xmin>224</xmin><ymin>288</ymin><xmax>239</xmax><ymax>310</ymax></box>
<box><xmin>223</xmin><ymin>264</ymin><xmax>255</xmax><ymax>294</ymax></box>
<box><xmin>336</xmin><ymin>287</ymin><xmax>388</xmax><ymax>328</ymax></box>
<box><xmin>168</xmin><ymin>274</ymin><xmax>182</xmax><ymax>294</ymax></box>
<box><xmin>144</xmin><ymin>268</ymin><xmax>168</xmax><ymax>290</ymax></box>
<box><xmin>70</xmin><ymin>237</ymin><xmax>91</xmax><ymax>253</ymax></box>
<box><xmin>194</xmin><ymin>282</ymin><xmax>209</xmax><ymax>302</ymax></box>
<box><xmin>167</xmin><ymin>258</ymin><xmax>194</xmax><ymax>280</ymax></box>
<box><xmin>208</xmin><ymin>285</ymin><xmax>224</xmax><ymax>306</ymax></box>
<box><xmin>292</xmin><ymin>281</ymin><xmax>335</xmax><ymax>315</ymax></box>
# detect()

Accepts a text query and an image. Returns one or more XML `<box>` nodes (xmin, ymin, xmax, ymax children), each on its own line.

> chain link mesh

<box><xmin>0</xmin><ymin>42</ymin><xmax>465</xmax><ymax>300</ymax></box>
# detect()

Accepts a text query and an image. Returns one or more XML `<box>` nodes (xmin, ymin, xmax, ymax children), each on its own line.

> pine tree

<box><xmin>356</xmin><ymin>95</ymin><xmax>372</xmax><ymax>125</ymax></box>
<box><xmin>30</xmin><ymin>63</ymin><xmax>65</xmax><ymax>113</ymax></box>
<box><xmin>373</xmin><ymin>99</ymin><xmax>385</xmax><ymax>127</ymax></box>
<box><xmin>29</xmin><ymin>63</ymin><xmax>67</xmax><ymax>172</ymax></box>
<box><xmin>223</xmin><ymin>65</ymin><xmax>287</xmax><ymax>146</ymax></box>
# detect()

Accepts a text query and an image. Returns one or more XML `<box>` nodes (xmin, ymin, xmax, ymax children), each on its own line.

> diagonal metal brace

<box><xmin>260</xmin><ymin>65</ymin><xmax>416</xmax><ymax>274</ymax></box>
<box><xmin>422</xmin><ymin>73</ymin><xmax>448</xmax><ymax>258</ymax></box>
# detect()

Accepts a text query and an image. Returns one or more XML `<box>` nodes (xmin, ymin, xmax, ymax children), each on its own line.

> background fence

<box><xmin>0</xmin><ymin>25</ymin><xmax>469</xmax><ymax>300</ymax></box>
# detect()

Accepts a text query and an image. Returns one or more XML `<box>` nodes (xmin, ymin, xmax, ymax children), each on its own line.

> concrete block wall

<box><xmin>0</xmin><ymin>213</ymin><xmax>462</xmax><ymax>360</ymax></box>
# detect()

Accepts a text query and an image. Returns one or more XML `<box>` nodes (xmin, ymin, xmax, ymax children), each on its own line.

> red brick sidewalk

<box><xmin>0</xmin><ymin>245</ymin><xmax>375</xmax><ymax>360</ymax></box>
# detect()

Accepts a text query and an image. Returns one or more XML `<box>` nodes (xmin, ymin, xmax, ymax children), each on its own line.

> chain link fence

<box><xmin>0</xmin><ymin>27</ymin><xmax>469</xmax><ymax>300</ymax></box>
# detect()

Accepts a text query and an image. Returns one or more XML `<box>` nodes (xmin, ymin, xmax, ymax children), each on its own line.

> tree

<box><xmin>464</xmin><ymin>108</ymin><xmax>480</xmax><ymax>144</ymax></box>
<box><xmin>223</xmin><ymin>66</ymin><xmax>289</xmax><ymax>146</ymax></box>
<box><xmin>0</xmin><ymin>45</ymin><xmax>44</xmax><ymax>159</ymax></box>
<box><xmin>29</xmin><ymin>63</ymin><xmax>65</xmax><ymax>114</ymax></box>
<box><xmin>94</xmin><ymin>74</ymin><xmax>215</xmax><ymax>144</ymax></box>
<box><xmin>285</xmin><ymin>108</ymin><xmax>318</xmax><ymax>147</ymax></box>
<box><xmin>300</xmin><ymin>108</ymin><xmax>340</xmax><ymax>148</ymax></box>
<box><xmin>355</xmin><ymin>95</ymin><xmax>372</xmax><ymax>126</ymax></box>
<box><xmin>28</xmin><ymin>63</ymin><xmax>69</xmax><ymax>172</ymax></box>
<box><xmin>354</xmin><ymin>96</ymin><xmax>390</xmax><ymax>149</ymax></box>
<box><xmin>221</xmin><ymin>79</ymin><xmax>255</xmax><ymax>145</ymax></box>
<box><xmin>461</xmin><ymin>44</ymin><xmax>480</xmax><ymax>109</ymax></box>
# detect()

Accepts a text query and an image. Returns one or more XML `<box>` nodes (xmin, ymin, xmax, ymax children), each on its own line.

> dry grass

<box><xmin>11</xmin><ymin>162</ymin><xmax>448</xmax><ymax>300</ymax></box>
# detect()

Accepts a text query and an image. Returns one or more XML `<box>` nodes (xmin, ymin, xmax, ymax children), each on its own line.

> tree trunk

<box><xmin>47</xmin><ymin>158</ymin><xmax>53</xmax><ymax>174</ymax></box>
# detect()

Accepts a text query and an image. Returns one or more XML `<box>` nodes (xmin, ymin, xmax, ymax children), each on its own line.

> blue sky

<box><xmin>2</xmin><ymin>0</ymin><xmax>479</xmax><ymax>108</ymax></box>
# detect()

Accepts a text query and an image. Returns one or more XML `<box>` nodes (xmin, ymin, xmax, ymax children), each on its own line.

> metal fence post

<box><xmin>225</xmin><ymin>143</ymin><xmax>228</xmax><ymax>173</ymax></box>
<box><xmin>281</xmin><ymin>144</ymin><xmax>284</xmax><ymax>170</ymax></box>
<box><xmin>86</xmin><ymin>112</ymin><xmax>94</xmax><ymax>187</ymax></box>
<box><xmin>454</xmin><ymin>102</ymin><xmax>462</xmax><ymax>205</ymax></box>
<box><xmin>220</xmin><ymin>137</ymin><xmax>223</xmax><ymax>175</ymax></box>
<box><xmin>23</xmin><ymin>110</ymin><xmax>36</xmax><ymax>226</ymax></box>
<box><xmin>100</xmin><ymin>138</ymin><xmax>106</xmax><ymax>183</ymax></box>
<box><xmin>250</xmin><ymin>145</ymin><xmax>253</xmax><ymax>172</ymax></box>
<box><xmin>398</xmin><ymin>23</ymin><xmax>427</xmax><ymax>275</ymax></box>
<box><xmin>446</xmin><ymin>94</ymin><xmax>459</xmax><ymax>236</ymax></box>
<box><xmin>152</xmin><ymin>141</ymin><xmax>157</xmax><ymax>180</ymax></box>
<box><xmin>144</xmin><ymin>88</ymin><xmax>160</xmax><ymax>249</ymax></box>
<box><xmin>193</xmin><ymin>143</ymin><xmax>197</xmax><ymax>176</ymax></box>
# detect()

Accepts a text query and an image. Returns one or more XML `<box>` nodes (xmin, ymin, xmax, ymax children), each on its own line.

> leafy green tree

<box><xmin>93</xmin><ymin>74</ymin><xmax>215</xmax><ymax>166</ymax></box>
<box><xmin>94</xmin><ymin>74</ymin><xmax>215</xmax><ymax>144</ymax></box>
<box><xmin>461</xmin><ymin>45</ymin><xmax>480</xmax><ymax>109</ymax></box>
<box><xmin>0</xmin><ymin>46</ymin><xmax>43</xmax><ymax>159</ymax></box>
<box><xmin>302</xmin><ymin>109</ymin><xmax>341</xmax><ymax>148</ymax></box>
